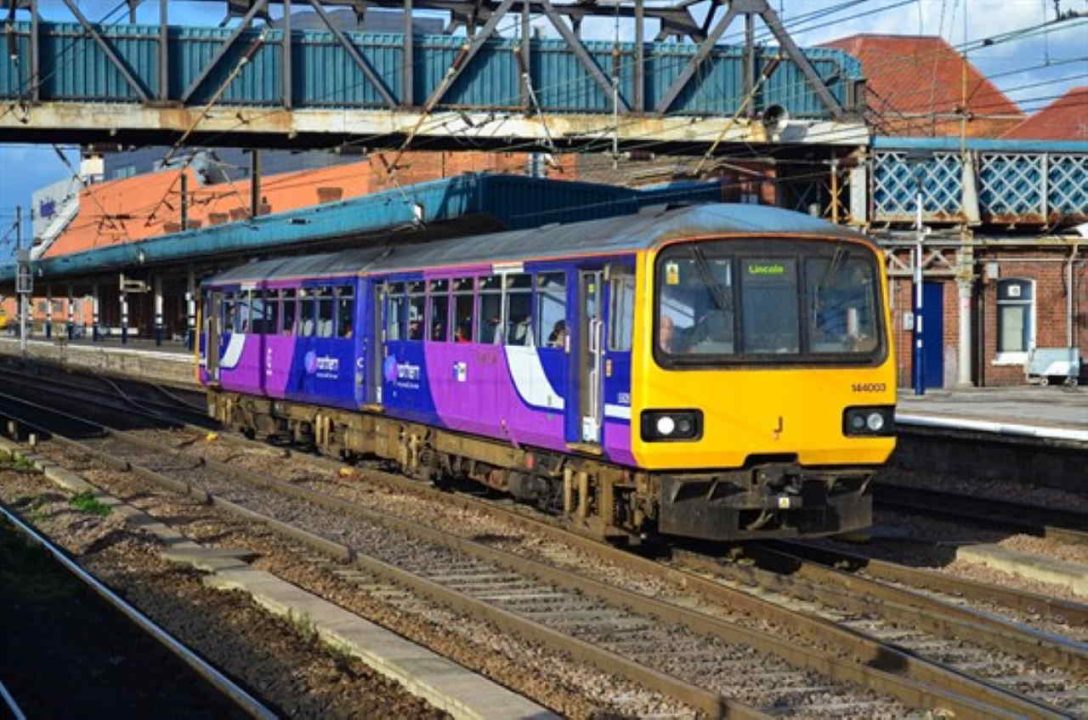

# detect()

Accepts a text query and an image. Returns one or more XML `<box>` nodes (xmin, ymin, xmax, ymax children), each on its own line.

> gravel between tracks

<box><xmin>880</xmin><ymin>466</ymin><xmax>1088</xmax><ymax>513</ymax></box>
<box><xmin>0</xmin><ymin>468</ymin><xmax>450</xmax><ymax>720</ymax></box>
<box><xmin>163</xmin><ymin>427</ymin><xmax>1088</xmax><ymax>640</ymax></box>
<box><xmin>23</xmin><ymin>443</ymin><xmax>695</xmax><ymax>719</ymax></box>
<box><xmin>59</xmin><ymin>430</ymin><xmax>910</xmax><ymax>718</ymax></box>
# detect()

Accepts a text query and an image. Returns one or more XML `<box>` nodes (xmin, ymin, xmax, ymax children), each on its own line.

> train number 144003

<box><xmin>851</xmin><ymin>382</ymin><xmax>887</xmax><ymax>393</ymax></box>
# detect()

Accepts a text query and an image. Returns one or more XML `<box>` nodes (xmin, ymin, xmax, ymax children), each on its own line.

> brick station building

<box><xmin>825</xmin><ymin>35</ymin><xmax>1087</xmax><ymax>387</ymax></box>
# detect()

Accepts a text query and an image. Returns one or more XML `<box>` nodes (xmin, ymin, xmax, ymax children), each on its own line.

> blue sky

<box><xmin>1</xmin><ymin>0</ymin><xmax>1085</xmax><ymax>255</ymax></box>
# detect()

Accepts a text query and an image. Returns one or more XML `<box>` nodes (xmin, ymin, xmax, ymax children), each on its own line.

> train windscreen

<box><xmin>655</xmin><ymin>239</ymin><xmax>884</xmax><ymax>366</ymax></box>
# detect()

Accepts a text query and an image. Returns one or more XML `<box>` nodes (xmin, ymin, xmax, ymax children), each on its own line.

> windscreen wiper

<box><xmin>689</xmin><ymin>245</ymin><xmax>731</xmax><ymax>312</ymax></box>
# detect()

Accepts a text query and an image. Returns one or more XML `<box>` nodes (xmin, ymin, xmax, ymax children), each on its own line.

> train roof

<box><xmin>205</xmin><ymin>203</ymin><xmax>870</xmax><ymax>285</ymax></box>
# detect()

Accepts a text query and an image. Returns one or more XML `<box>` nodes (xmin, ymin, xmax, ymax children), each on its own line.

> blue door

<box><xmin>922</xmin><ymin>281</ymin><xmax>943</xmax><ymax>389</ymax></box>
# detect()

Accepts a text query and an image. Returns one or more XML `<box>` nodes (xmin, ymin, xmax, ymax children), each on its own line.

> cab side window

<box><xmin>609</xmin><ymin>272</ymin><xmax>635</xmax><ymax>351</ymax></box>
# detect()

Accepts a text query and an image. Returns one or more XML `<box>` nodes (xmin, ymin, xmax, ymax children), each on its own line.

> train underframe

<box><xmin>209</xmin><ymin>389</ymin><xmax>874</xmax><ymax>542</ymax></box>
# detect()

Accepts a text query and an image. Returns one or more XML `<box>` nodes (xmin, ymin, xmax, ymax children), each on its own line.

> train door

<box><xmin>367</xmin><ymin>282</ymin><xmax>385</xmax><ymax>405</ymax></box>
<box><xmin>576</xmin><ymin>270</ymin><xmax>605</xmax><ymax>444</ymax></box>
<box><xmin>205</xmin><ymin>290</ymin><xmax>222</xmax><ymax>382</ymax></box>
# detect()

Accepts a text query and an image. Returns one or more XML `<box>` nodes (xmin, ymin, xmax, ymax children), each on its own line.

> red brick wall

<box><xmin>978</xmin><ymin>254</ymin><xmax>1087</xmax><ymax>386</ymax></box>
<box><xmin>885</xmin><ymin>250</ymin><xmax>1086</xmax><ymax>388</ymax></box>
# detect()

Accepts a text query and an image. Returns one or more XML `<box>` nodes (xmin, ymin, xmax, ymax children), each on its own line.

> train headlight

<box><xmin>642</xmin><ymin>410</ymin><xmax>702</xmax><ymax>442</ymax></box>
<box><xmin>843</xmin><ymin>406</ymin><xmax>895</xmax><ymax>437</ymax></box>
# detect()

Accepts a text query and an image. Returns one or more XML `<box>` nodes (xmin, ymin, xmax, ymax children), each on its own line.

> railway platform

<box><xmin>0</xmin><ymin>336</ymin><xmax>195</xmax><ymax>389</ymax></box>
<box><xmin>894</xmin><ymin>386</ymin><xmax>1087</xmax><ymax>493</ymax></box>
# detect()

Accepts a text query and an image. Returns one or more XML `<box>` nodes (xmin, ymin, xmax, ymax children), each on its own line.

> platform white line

<box><xmin>896</xmin><ymin>413</ymin><xmax>1088</xmax><ymax>443</ymax></box>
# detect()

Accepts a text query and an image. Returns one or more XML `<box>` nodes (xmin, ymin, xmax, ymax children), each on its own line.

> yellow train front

<box><xmin>628</xmin><ymin>222</ymin><xmax>896</xmax><ymax>541</ymax></box>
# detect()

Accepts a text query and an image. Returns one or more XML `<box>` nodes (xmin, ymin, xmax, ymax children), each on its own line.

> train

<box><xmin>199</xmin><ymin>203</ymin><xmax>897</xmax><ymax>542</ymax></box>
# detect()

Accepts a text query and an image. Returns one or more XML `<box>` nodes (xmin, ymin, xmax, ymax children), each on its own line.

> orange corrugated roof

<box><xmin>823</xmin><ymin>34</ymin><xmax>1024</xmax><ymax>138</ymax></box>
<box><xmin>43</xmin><ymin>151</ymin><xmax>543</xmax><ymax>258</ymax></box>
<box><xmin>1002</xmin><ymin>87</ymin><xmax>1088</xmax><ymax>141</ymax></box>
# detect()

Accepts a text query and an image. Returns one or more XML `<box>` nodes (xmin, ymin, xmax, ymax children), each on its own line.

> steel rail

<box><xmin>0</xmin><ymin>405</ymin><xmax>755</xmax><ymax>719</ymax></box>
<box><xmin>0</xmin><ymin>502</ymin><xmax>278</xmax><ymax>720</ymax></box>
<box><xmin>670</xmin><ymin>546</ymin><xmax>1088</xmax><ymax>675</ymax></box>
<box><xmin>0</xmin><ymin>364</ymin><xmax>208</xmax><ymax>427</ymax></box>
<box><xmin>774</xmin><ymin>540</ymin><xmax>1088</xmax><ymax>627</ymax></box>
<box><xmin>875</xmin><ymin>482</ymin><xmax>1088</xmax><ymax>546</ymax></box>
<box><xmin>0</xmin><ymin>375</ymin><xmax>1081</xmax><ymax>718</ymax></box>
<box><xmin>0</xmin><ymin>390</ymin><xmax>1027</xmax><ymax>720</ymax></box>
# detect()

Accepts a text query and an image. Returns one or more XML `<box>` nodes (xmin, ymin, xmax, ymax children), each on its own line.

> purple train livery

<box><xmin>201</xmin><ymin>204</ymin><xmax>897</xmax><ymax>541</ymax></box>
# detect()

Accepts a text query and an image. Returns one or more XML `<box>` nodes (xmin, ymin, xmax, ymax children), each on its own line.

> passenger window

<box><xmin>407</xmin><ymin>281</ymin><xmax>425</xmax><ymax>341</ymax></box>
<box><xmin>281</xmin><ymin>289</ymin><xmax>297</xmax><ymax>335</ymax></box>
<box><xmin>385</xmin><ymin>283</ymin><xmax>405</xmax><ymax>341</ymax></box>
<box><xmin>336</xmin><ymin>287</ymin><xmax>354</xmax><ymax>338</ymax></box>
<box><xmin>222</xmin><ymin>292</ymin><xmax>235</xmax><ymax>333</ymax></box>
<box><xmin>452</xmin><ymin>277</ymin><xmax>473</xmax><ymax>343</ymax></box>
<box><xmin>536</xmin><ymin>273</ymin><xmax>567</xmax><ymax>348</ymax></box>
<box><xmin>428</xmin><ymin>279</ymin><xmax>449</xmax><ymax>342</ymax></box>
<box><xmin>478</xmin><ymin>276</ymin><xmax>502</xmax><ymax>344</ymax></box>
<box><xmin>299</xmin><ymin>289</ymin><xmax>316</xmax><ymax>337</ymax></box>
<box><xmin>316</xmin><ymin>287</ymin><xmax>335</xmax><ymax>338</ymax></box>
<box><xmin>504</xmin><ymin>274</ymin><xmax>533</xmax><ymax>346</ymax></box>
<box><xmin>609</xmin><ymin>273</ymin><xmax>635</xmax><ymax>352</ymax></box>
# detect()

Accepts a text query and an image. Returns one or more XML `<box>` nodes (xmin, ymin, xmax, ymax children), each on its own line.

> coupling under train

<box><xmin>199</xmin><ymin>203</ymin><xmax>897</xmax><ymax>542</ymax></box>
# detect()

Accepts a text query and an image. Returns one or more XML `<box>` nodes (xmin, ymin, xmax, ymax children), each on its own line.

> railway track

<box><xmin>874</xmin><ymin>481</ymin><xmax>1088</xmax><ymax>546</ymax></box>
<box><xmin>0</xmin><ymin>362</ymin><xmax>210</xmax><ymax>428</ymax></box>
<box><xmin>0</xmin><ymin>499</ymin><xmax>275</xmax><ymax>720</ymax></box>
<box><xmin>0</xmin><ymin>377</ymin><xmax>1085</xmax><ymax>717</ymax></box>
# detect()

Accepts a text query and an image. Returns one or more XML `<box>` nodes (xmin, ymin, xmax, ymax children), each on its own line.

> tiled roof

<box><xmin>823</xmin><ymin>34</ymin><xmax>1024</xmax><ymax>138</ymax></box>
<box><xmin>42</xmin><ymin>151</ymin><xmax>541</xmax><ymax>258</ymax></box>
<box><xmin>1002</xmin><ymin>87</ymin><xmax>1088</xmax><ymax>141</ymax></box>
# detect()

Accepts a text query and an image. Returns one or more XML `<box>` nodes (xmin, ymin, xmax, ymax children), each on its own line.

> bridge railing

<box><xmin>868</xmin><ymin>137</ymin><xmax>1088</xmax><ymax>228</ymax></box>
<box><xmin>1</xmin><ymin>20</ymin><xmax>860</xmax><ymax>117</ymax></box>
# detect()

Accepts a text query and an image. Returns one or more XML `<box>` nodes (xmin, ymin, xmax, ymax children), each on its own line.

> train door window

<box><xmin>452</xmin><ymin>277</ymin><xmax>474</xmax><ymax>343</ymax></box>
<box><xmin>316</xmin><ymin>287</ymin><xmax>335</xmax><ymax>338</ymax></box>
<box><xmin>407</xmin><ymin>281</ymin><xmax>425</xmax><ymax>341</ymax></box>
<box><xmin>281</xmin><ymin>289</ymin><xmax>297</xmax><ymax>335</ymax></box>
<box><xmin>260</xmin><ymin>290</ymin><xmax>279</xmax><ymax>335</ymax></box>
<box><xmin>250</xmin><ymin>291</ymin><xmax>267</xmax><ymax>334</ymax></box>
<box><xmin>997</xmin><ymin>278</ymin><xmax>1035</xmax><ymax>356</ymax></box>
<box><xmin>427</xmin><ymin>279</ymin><xmax>449</xmax><ymax>341</ymax></box>
<box><xmin>504</xmin><ymin>274</ymin><xmax>533</xmax><ymax>346</ymax></box>
<box><xmin>535</xmin><ymin>273</ymin><xmax>567</xmax><ymax>348</ymax></box>
<box><xmin>237</xmin><ymin>290</ymin><xmax>252</xmax><ymax>333</ymax></box>
<box><xmin>740</xmin><ymin>258</ymin><xmax>799</xmax><ymax>354</ymax></box>
<box><xmin>609</xmin><ymin>272</ymin><xmax>635</xmax><ymax>351</ymax></box>
<box><xmin>477</xmin><ymin>276</ymin><xmax>502</xmax><ymax>344</ymax></box>
<box><xmin>336</xmin><ymin>286</ymin><xmax>354</xmax><ymax>338</ymax></box>
<box><xmin>222</xmin><ymin>292</ymin><xmax>235</xmax><ymax>333</ymax></box>
<box><xmin>385</xmin><ymin>282</ymin><xmax>405</xmax><ymax>341</ymax></box>
<box><xmin>299</xmin><ymin>289</ymin><xmax>316</xmax><ymax>337</ymax></box>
